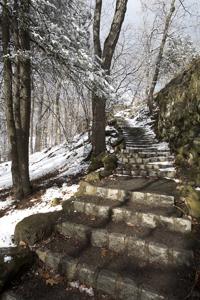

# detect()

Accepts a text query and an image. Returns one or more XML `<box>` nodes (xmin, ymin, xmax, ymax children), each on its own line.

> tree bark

<box><xmin>148</xmin><ymin>0</ymin><xmax>175</xmax><ymax>113</ymax></box>
<box><xmin>2</xmin><ymin>0</ymin><xmax>23</xmax><ymax>199</ymax></box>
<box><xmin>92</xmin><ymin>0</ymin><xmax>128</xmax><ymax>157</ymax></box>
<box><xmin>18</xmin><ymin>0</ymin><xmax>31</xmax><ymax>197</ymax></box>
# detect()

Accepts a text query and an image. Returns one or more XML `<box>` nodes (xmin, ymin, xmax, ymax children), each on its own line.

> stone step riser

<box><xmin>118</xmin><ymin>162</ymin><xmax>174</xmax><ymax>170</ymax></box>
<box><xmin>119</xmin><ymin>157</ymin><xmax>174</xmax><ymax>163</ymax></box>
<box><xmin>72</xmin><ymin>200</ymin><xmax>191</xmax><ymax>233</ymax></box>
<box><xmin>56</xmin><ymin>222</ymin><xmax>193</xmax><ymax>267</ymax></box>
<box><xmin>120</xmin><ymin>153</ymin><xmax>172</xmax><ymax>159</ymax></box>
<box><xmin>116</xmin><ymin>169</ymin><xmax>176</xmax><ymax>178</ymax></box>
<box><xmin>121</xmin><ymin>149</ymin><xmax>170</xmax><ymax>154</ymax></box>
<box><xmin>36</xmin><ymin>248</ymin><xmax>167</xmax><ymax>300</ymax></box>
<box><xmin>85</xmin><ymin>185</ymin><xmax>174</xmax><ymax>207</ymax></box>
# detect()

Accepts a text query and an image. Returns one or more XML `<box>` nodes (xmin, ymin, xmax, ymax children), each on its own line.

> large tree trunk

<box><xmin>148</xmin><ymin>0</ymin><xmax>175</xmax><ymax>113</ymax></box>
<box><xmin>17</xmin><ymin>0</ymin><xmax>31</xmax><ymax>197</ymax></box>
<box><xmin>2</xmin><ymin>0</ymin><xmax>23</xmax><ymax>199</ymax></box>
<box><xmin>92</xmin><ymin>0</ymin><xmax>128</xmax><ymax>157</ymax></box>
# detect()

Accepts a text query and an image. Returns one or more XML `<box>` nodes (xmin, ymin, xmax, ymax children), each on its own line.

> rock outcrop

<box><xmin>154</xmin><ymin>56</ymin><xmax>200</xmax><ymax>216</ymax></box>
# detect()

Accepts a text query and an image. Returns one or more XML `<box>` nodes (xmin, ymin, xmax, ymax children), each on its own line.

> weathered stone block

<box><xmin>131</xmin><ymin>192</ymin><xmax>144</xmax><ymax>203</ymax></box>
<box><xmin>160</xmin><ymin>195</ymin><xmax>174</xmax><ymax>206</ymax></box>
<box><xmin>91</xmin><ymin>229</ymin><xmax>108</xmax><ymax>248</ymax></box>
<box><xmin>159</xmin><ymin>216</ymin><xmax>175</xmax><ymax>231</ymax></box>
<box><xmin>96</xmin><ymin>187</ymin><xmax>107</xmax><ymax>198</ymax></box>
<box><xmin>97</xmin><ymin>206</ymin><xmax>110</xmax><ymax>218</ymax></box>
<box><xmin>107</xmin><ymin>189</ymin><xmax>119</xmax><ymax>200</ymax></box>
<box><xmin>124</xmin><ymin>210</ymin><xmax>139</xmax><ymax>225</ymax></box>
<box><xmin>119</xmin><ymin>277</ymin><xmax>139</xmax><ymax>300</ymax></box>
<box><xmin>85</xmin><ymin>203</ymin><xmax>96</xmax><ymax>215</ymax></box>
<box><xmin>74</xmin><ymin>201</ymin><xmax>85</xmax><ymax>213</ymax></box>
<box><xmin>175</xmin><ymin>218</ymin><xmax>191</xmax><ymax>233</ymax></box>
<box><xmin>108</xmin><ymin>232</ymin><xmax>126</xmax><ymax>253</ymax></box>
<box><xmin>60</xmin><ymin>256</ymin><xmax>78</xmax><ymax>279</ymax></box>
<box><xmin>128</xmin><ymin>237</ymin><xmax>145</xmax><ymax>258</ymax></box>
<box><xmin>146</xmin><ymin>193</ymin><xmax>160</xmax><ymax>205</ymax></box>
<box><xmin>46</xmin><ymin>252</ymin><xmax>64</xmax><ymax>270</ymax></box>
<box><xmin>57</xmin><ymin>221</ymin><xmax>75</xmax><ymax>237</ymax></box>
<box><xmin>86</xmin><ymin>185</ymin><xmax>96</xmax><ymax>196</ymax></box>
<box><xmin>149</xmin><ymin>242</ymin><xmax>168</xmax><ymax>264</ymax></box>
<box><xmin>79</xmin><ymin>263</ymin><xmax>97</xmax><ymax>286</ymax></box>
<box><xmin>97</xmin><ymin>270</ymin><xmax>118</xmax><ymax>297</ymax></box>
<box><xmin>112</xmin><ymin>208</ymin><xmax>124</xmax><ymax>221</ymax></box>
<box><xmin>141</xmin><ymin>213</ymin><xmax>156</xmax><ymax>228</ymax></box>
<box><xmin>74</xmin><ymin>224</ymin><xmax>91</xmax><ymax>242</ymax></box>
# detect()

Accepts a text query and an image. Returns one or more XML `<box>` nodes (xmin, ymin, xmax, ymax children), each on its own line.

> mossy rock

<box><xmin>88</xmin><ymin>152</ymin><xmax>109</xmax><ymax>172</ymax></box>
<box><xmin>62</xmin><ymin>198</ymin><xmax>75</xmax><ymax>212</ymax></box>
<box><xmin>88</xmin><ymin>159</ymin><xmax>103</xmax><ymax>172</ymax></box>
<box><xmin>99</xmin><ymin>170</ymin><xmax>112</xmax><ymax>178</ymax></box>
<box><xmin>0</xmin><ymin>247</ymin><xmax>33</xmax><ymax>291</ymax></box>
<box><xmin>104</xmin><ymin>162</ymin><xmax>117</xmax><ymax>171</ymax></box>
<box><xmin>86</xmin><ymin>171</ymin><xmax>100</xmax><ymax>182</ymax></box>
<box><xmin>51</xmin><ymin>198</ymin><xmax>62</xmax><ymax>206</ymax></box>
<box><xmin>177</xmin><ymin>185</ymin><xmax>199</xmax><ymax>200</ymax></box>
<box><xmin>187</xmin><ymin>167</ymin><xmax>200</xmax><ymax>186</ymax></box>
<box><xmin>111</xmin><ymin>135</ymin><xmax>124</xmax><ymax>147</ymax></box>
<box><xmin>14</xmin><ymin>212</ymin><xmax>60</xmax><ymax>246</ymax></box>
<box><xmin>185</xmin><ymin>197</ymin><xmax>200</xmax><ymax>218</ymax></box>
<box><xmin>103</xmin><ymin>155</ymin><xmax>117</xmax><ymax>165</ymax></box>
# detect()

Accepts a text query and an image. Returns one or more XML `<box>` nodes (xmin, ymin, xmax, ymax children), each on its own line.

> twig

<box><xmin>184</xmin><ymin>269</ymin><xmax>199</xmax><ymax>300</ymax></box>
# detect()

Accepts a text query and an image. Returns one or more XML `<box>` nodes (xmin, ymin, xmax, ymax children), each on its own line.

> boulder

<box><xmin>14</xmin><ymin>212</ymin><xmax>60</xmax><ymax>246</ymax></box>
<box><xmin>111</xmin><ymin>135</ymin><xmax>124</xmax><ymax>147</ymax></box>
<box><xmin>177</xmin><ymin>185</ymin><xmax>200</xmax><ymax>217</ymax></box>
<box><xmin>62</xmin><ymin>198</ymin><xmax>75</xmax><ymax>212</ymax></box>
<box><xmin>0</xmin><ymin>247</ymin><xmax>33</xmax><ymax>291</ymax></box>
<box><xmin>99</xmin><ymin>170</ymin><xmax>112</xmax><ymax>178</ymax></box>
<box><xmin>185</xmin><ymin>197</ymin><xmax>200</xmax><ymax>218</ymax></box>
<box><xmin>51</xmin><ymin>198</ymin><xmax>62</xmax><ymax>206</ymax></box>
<box><xmin>86</xmin><ymin>171</ymin><xmax>100</xmax><ymax>182</ymax></box>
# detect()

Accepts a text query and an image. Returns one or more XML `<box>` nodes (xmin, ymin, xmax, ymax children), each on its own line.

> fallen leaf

<box><xmin>46</xmin><ymin>278</ymin><xmax>59</xmax><ymax>286</ymax></box>
<box><xmin>43</xmin><ymin>273</ymin><xmax>50</xmax><ymax>279</ymax></box>
<box><xmin>101</xmin><ymin>249</ymin><xmax>107</xmax><ymax>257</ymax></box>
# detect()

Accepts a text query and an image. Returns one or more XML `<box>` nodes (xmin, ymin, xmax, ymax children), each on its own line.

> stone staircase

<box><xmin>34</xmin><ymin>118</ymin><xmax>194</xmax><ymax>300</ymax></box>
<box><xmin>2</xmin><ymin>117</ymin><xmax>196</xmax><ymax>300</ymax></box>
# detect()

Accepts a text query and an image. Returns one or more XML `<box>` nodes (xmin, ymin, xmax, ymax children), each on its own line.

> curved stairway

<box><xmin>2</xmin><ymin>118</ymin><xmax>197</xmax><ymax>300</ymax></box>
<box><xmin>115</xmin><ymin>117</ymin><xmax>176</xmax><ymax>179</ymax></box>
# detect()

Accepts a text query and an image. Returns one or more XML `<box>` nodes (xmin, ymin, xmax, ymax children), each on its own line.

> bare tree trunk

<box><xmin>92</xmin><ymin>0</ymin><xmax>128</xmax><ymax>157</ymax></box>
<box><xmin>2</xmin><ymin>0</ymin><xmax>23</xmax><ymax>199</ymax></box>
<box><xmin>148</xmin><ymin>0</ymin><xmax>175</xmax><ymax>113</ymax></box>
<box><xmin>55</xmin><ymin>79</ymin><xmax>61</xmax><ymax>145</ymax></box>
<box><xmin>18</xmin><ymin>0</ymin><xmax>31</xmax><ymax>197</ymax></box>
<box><xmin>35</xmin><ymin>78</ymin><xmax>44</xmax><ymax>152</ymax></box>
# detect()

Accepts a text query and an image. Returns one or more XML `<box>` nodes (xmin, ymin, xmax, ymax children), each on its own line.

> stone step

<box><xmin>71</xmin><ymin>199</ymin><xmax>191</xmax><ymax>233</ymax></box>
<box><xmin>118</xmin><ymin>161</ymin><xmax>174</xmax><ymax>170</ymax></box>
<box><xmin>36</xmin><ymin>248</ymin><xmax>170</xmax><ymax>300</ymax></box>
<box><xmin>121</xmin><ymin>148</ymin><xmax>170</xmax><ymax>153</ymax></box>
<box><xmin>116</xmin><ymin>168</ymin><xmax>176</xmax><ymax>179</ymax></box>
<box><xmin>119</xmin><ymin>156</ymin><xmax>174</xmax><ymax>163</ymax></box>
<box><xmin>85</xmin><ymin>185</ymin><xmax>174</xmax><ymax>207</ymax></box>
<box><xmin>121</xmin><ymin>151</ymin><xmax>172</xmax><ymax>158</ymax></box>
<box><xmin>55</xmin><ymin>221</ymin><xmax>193</xmax><ymax>267</ymax></box>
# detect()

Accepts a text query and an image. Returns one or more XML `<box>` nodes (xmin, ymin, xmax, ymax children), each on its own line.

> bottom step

<box><xmin>36</xmin><ymin>248</ymin><xmax>170</xmax><ymax>300</ymax></box>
